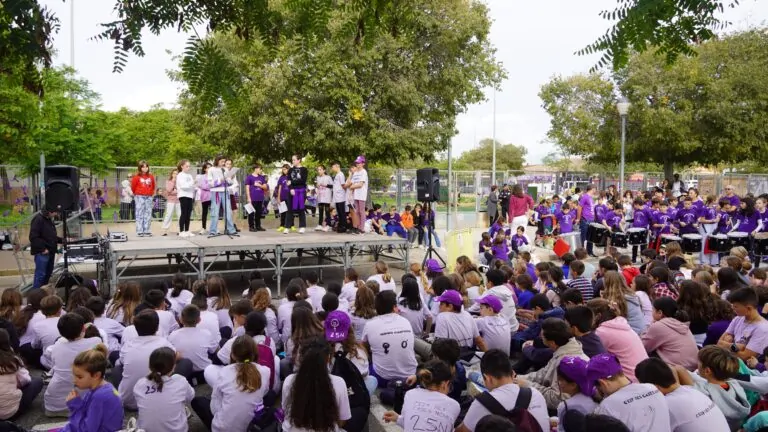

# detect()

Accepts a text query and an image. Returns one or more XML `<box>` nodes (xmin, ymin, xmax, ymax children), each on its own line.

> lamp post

<box><xmin>616</xmin><ymin>96</ymin><xmax>630</xmax><ymax>193</ymax></box>
<box><xmin>492</xmin><ymin>88</ymin><xmax>497</xmax><ymax>186</ymax></box>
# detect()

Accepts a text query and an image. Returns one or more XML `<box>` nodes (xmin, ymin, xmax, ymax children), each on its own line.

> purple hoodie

<box><xmin>196</xmin><ymin>174</ymin><xmax>211</xmax><ymax>203</ymax></box>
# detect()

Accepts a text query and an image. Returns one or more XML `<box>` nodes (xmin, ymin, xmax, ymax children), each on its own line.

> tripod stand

<box><xmin>54</xmin><ymin>208</ymin><xmax>82</xmax><ymax>302</ymax></box>
<box><xmin>421</xmin><ymin>201</ymin><xmax>445</xmax><ymax>267</ymax></box>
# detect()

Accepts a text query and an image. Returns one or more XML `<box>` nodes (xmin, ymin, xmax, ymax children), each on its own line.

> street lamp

<box><xmin>616</xmin><ymin>96</ymin><xmax>630</xmax><ymax>193</ymax></box>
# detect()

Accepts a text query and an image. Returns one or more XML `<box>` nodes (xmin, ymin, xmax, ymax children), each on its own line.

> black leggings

<box><xmin>201</xmin><ymin>201</ymin><xmax>211</xmax><ymax>229</ymax></box>
<box><xmin>179</xmin><ymin>197</ymin><xmax>194</xmax><ymax>232</ymax></box>
<box><xmin>318</xmin><ymin>203</ymin><xmax>331</xmax><ymax>226</ymax></box>
<box><xmin>248</xmin><ymin>201</ymin><xmax>264</xmax><ymax>229</ymax></box>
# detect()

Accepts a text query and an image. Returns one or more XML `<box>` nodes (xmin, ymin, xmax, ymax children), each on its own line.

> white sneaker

<box><xmin>314</xmin><ymin>225</ymin><xmax>323</xmax><ymax>231</ymax></box>
<box><xmin>187</xmin><ymin>231</ymin><xmax>195</xmax><ymax>237</ymax></box>
<box><xmin>323</xmin><ymin>226</ymin><xmax>330</xmax><ymax>232</ymax></box>
<box><xmin>199</xmin><ymin>229</ymin><xmax>208</xmax><ymax>235</ymax></box>
<box><xmin>178</xmin><ymin>232</ymin><xmax>186</xmax><ymax>237</ymax></box>
<box><xmin>299</xmin><ymin>228</ymin><xmax>305</xmax><ymax>234</ymax></box>
<box><xmin>283</xmin><ymin>229</ymin><xmax>289</xmax><ymax>234</ymax></box>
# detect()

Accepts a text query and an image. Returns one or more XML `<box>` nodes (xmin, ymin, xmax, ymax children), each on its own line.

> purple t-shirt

<box><xmin>653</xmin><ymin>211</ymin><xmax>674</xmax><ymax>235</ymax></box>
<box><xmin>632</xmin><ymin>208</ymin><xmax>652</xmax><ymax>229</ymax></box>
<box><xmin>667</xmin><ymin>207</ymin><xmax>679</xmax><ymax>221</ymax></box>
<box><xmin>245</xmin><ymin>174</ymin><xmax>267</xmax><ymax>202</ymax></box>
<box><xmin>556</xmin><ymin>211</ymin><xmax>576</xmax><ymax>234</ymax></box>
<box><xmin>511</xmin><ymin>234</ymin><xmax>529</xmax><ymax>248</ymax></box>
<box><xmin>723</xmin><ymin>194</ymin><xmax>741</xmax><ymax>209</ymax></box>
<box><xmin>579</xmin><ymin>194</ymin><xmax>595</xmax><ymax>222</ymax></box>
<box><xmin>717</xmin><ymin>210</ymin><xmax>732</xmax><ymax>234</ymax></box>
<box><xmin>736</xmin><ymin>211</ymin><xmax>759</xmax><ymax>233</ymax></box>
<box><xmin>676</xmin><ymin>207</ymin><xmax>700</xmax><ymax>235</ymax></box>
<box><xmin>759</xmin><ymin>210</ymin><xmax>768</xmax><ymax>232</ymax></box>
<box><xmin>382</xmin><ymin>213</ymin><xmax>401</xmax><ymax>226</ymax></box>
<box><xmin>526</xmin><ymin>263</ymin><xmax>538</xmax><ymax>284</ymax></box>
<box><xmin>479</xmin><ymin>240</ymin><xmax>491</xmax><ymax>254</ymax></box>
<box><xmin>605</xmin><ymin>211</ymin><xmax>623</xmax><ymax>230</ymax></box>
<box><xmin>277</xmin><ymin>175</ymin><xmax>289</xmax><ymax>201</ymax></box>
<box><xmin>492</xmin><ymin>243</ymin><xmax>510</xmax><ymax>261</ymax></box>
<box><xmin>725</xmin><ymin>316</ymin><xmax>768</xmax><ymax>354</ymax></box>
<box><xmin>595</xmin><ymin>204</ymin><xmax>607</xmax><ymax>224</ymax></box>
<box><xmin>540</xmin><ymin>206</ymin><xmax>553</xmax><ymax>229</ymax></box>
<box><xmin>691</xmin><ymin>199</ymin><xmax>705</xmax><ymax>212</ymax></box>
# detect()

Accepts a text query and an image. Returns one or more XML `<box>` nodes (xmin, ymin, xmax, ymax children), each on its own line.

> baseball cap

<box><xmin>425</xmin><ymin>259</ymin><xmax>442</xmax><ymax>273</ymax></box>
<box><xmin>354</xmin><ymin>155</ymin><xmax>366</xmax><ymax>164</ymax></box>
<box><xmin>324</xmin><ymin>310</ymin><xmax>351</xmax><ymax>342</ymax></box>
<box><xmin>558</xmin><ymin>356</ymin><xmax>592</xmax><ymax>397</ymax></box>
<box><xmin>475</xmin><ymin>295</ymin><xmax>502</xmax><ymax>313</ymax></box>
<box><xmin>586</xmin><ymin>353</ymin><xmax>623</xmax><ymax>396</ymax></box>
<box><xmin>434</xmin><ymin>290</ymin><xmax>463</xmax><ymax>308</ymax></box>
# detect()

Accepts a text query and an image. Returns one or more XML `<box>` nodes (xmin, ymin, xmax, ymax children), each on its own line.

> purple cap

<box><xmin>475</xmin><ymin>295</ymin><xmax>502</xmax><ymax>313</ymax></box>
<box><xmin>425</xmin><ymin>259</ymin><xmax>442</xmax><ymax>273</ymax></box>
<box><xmin>586</xmin><ymin>353</ymin><xmax>623</xmax><ymax>396</ymax></box>
<box><xmin>435</xmin><ymin>290</ymin><xmax>463</xmax><ymax>308</ymax></box>
<box><xmin>558</xmin><ymin>356</ymin><xmax>592</xmax><ymax>397</ymax></box>
<box><xmin>324</xmin><ymin>311</ymin><xmax>351</xmax><ymax>342</ymax></box>
<box><xmin>355</xmin><ymin>155</ymin><xmax>366</xmax><ymax>164</ymax></box>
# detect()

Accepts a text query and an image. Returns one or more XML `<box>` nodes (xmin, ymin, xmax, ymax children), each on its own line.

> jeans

<box><xmin>33</xmin><ymin>253</ymin><xmax>54</xmax><ymax>289</ymax></box>
<box><xmin>579</xmin><ymin>218</ymin><xmax>594</xmax><ymax>254</ymax></box>
<box><xmin>178</xmin><ymin>197</ymin><xmax>194</xmax><ymax>232</ymax></box>
<box><xmin>134</xmin><ymin>195</ymin><xmax>153</xmax><ymax>235</ymax></box>
<box><xmin>386</xmin><ymin>225</ymin><xmax>407</xmax><ymax>238</ymax></box>
<box><xmin>209</xmin><ymin>191</ymin><xmax>235</xmax><ymax>235</ymax></box>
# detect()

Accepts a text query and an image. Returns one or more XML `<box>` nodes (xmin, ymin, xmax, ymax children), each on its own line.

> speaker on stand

<box><xmin>416</xmin><ymin>168</ymin><xmax>445</xmax><ymax>268</ymax></box>
<box><xmin>44</xmin><ymin>165</ymin><xmax>80</xmax><ymax>302</ymax></box>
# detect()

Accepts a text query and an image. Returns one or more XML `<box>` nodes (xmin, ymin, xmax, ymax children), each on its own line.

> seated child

<box><xmin>555</xmin><ymin>356</ymin><xmax>598</xmax><ymax>431</ymax></box>
<box><xmin>474</xmin><ymin>295</ymin><xmax>511</xmax><ymax>355</ymax></box>
<box><xmin>168</xmin><ymin>305</ymin><xmax>218</xmax><ymax>377</ymax></box>
<box><xmin>62</xmin><ymin>345</ymin><xmax>124</xmax><ymax>431</ymax></box>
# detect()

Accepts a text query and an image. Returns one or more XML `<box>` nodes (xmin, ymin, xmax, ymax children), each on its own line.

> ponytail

<box><xmin>171</xmin><ymin>273</ymin><xmax>187</xmax><ymax>298</ymax></box>
<box><xmin>148</xmin><ymin>370</ymin><xmax>165</xmax><ymax>392</ymax></box>
<box><xmin>146</xmin><ymin>347</ymin><xmax>176</xmax><ymax>392</ymax></box>
<box><xmin>73</xmin><ymin>344</ymin><xmax>109</xmax><ymax>378</ymax></box>
<box><xmin>417</xmin><ymin>359</ymin><xmax>453</xmax><ymax>389</ymax></box>
<box><xmin>231</xmin><ymin>336</ymin><xmax>262</xmax><ymax>392</ymax></box>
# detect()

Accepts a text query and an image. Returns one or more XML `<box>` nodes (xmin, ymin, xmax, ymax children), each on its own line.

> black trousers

<box><xmin>248</xmin><ymin>201</ymin><xmax>264</xmax><ymax>229</ymax></box>
<box><xmin>280</xmin><ymin>200</ymin><xmax>289</xmax><ymax>227</ymax></box>
<box><xmin>286</xmin><ymin>200</ymin><xmax>306</xmax><ymax>229</ymax></box>
<box><xmin>201</xmin><ymin>201</ymin><xmax>211</xmax><ymax>230</ymax></box>
<box><xmin>179</xmin><ymin>197</ymin><xmax>194</xmax><ymax>232</ymax></box>
<box><xmin>318</xmin><ymin>203</ymin><xmax>331</xmax><ymax>226</ymax></box>
<box><xmin>335</xmin><ymin>202</ymin><xmax>347</xmax><ymax>232</ymax></box>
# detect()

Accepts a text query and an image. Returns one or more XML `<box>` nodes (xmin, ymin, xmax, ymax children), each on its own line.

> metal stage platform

<box><xmin>107</xmin><ymin>231</ymin><xmax>409</xmax><ymax>294</ymax></box>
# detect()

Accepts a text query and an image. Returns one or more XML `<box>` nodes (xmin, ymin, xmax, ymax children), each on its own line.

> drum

<box><xmin>611</xmin><ymin>231</ymin><xmax>628</xmax><ymax>248</ymax></box>
<box><xmin>681</xmin><ymin>234</ymin><xmax>703</xmax><ymax>254</ymax></box>
<box><xmin>707</xmin><ymin>234</ymin><xmax>730</xmax><ymax>253</ymax></box>
<box><xmin>627</xmin><ymin>227</ymin><xmax>648</xmax><ymax>245</ymax></box>
<box><xmin>586</xmin><ymin>223</ymin><xmax>608</xmax><ymax>246</ymax></box>
<box><xmin>561</xmin><ymin>232</ymin><xmax>581</xmax><ymax>252</ymax></box>
<box><xmin>660</xmin><ymin>234</ymin><xmax>682</xmax><ymax>246</ymax></box>
<box><xmin>754</xmin><ymin>232</ymin><xmax>768</xmax><ymax>256</ymax></box>
<box><xmin>728</xmin><ymin>232</ymin><xmax>750</xmax><ymax>249</ymax></box>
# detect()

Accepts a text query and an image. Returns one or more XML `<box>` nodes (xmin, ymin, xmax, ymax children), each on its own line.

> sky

<box><xmin>41</xmin><ymin>0</ymin><xmax>768</xmax><ymax>164</ymax></box>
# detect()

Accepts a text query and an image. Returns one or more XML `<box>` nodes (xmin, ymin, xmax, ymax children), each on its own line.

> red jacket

<box><xmin>131</xmin><ymin>173</ymin><xmax>156</xmax><ymax>197</ymax></box>
<box><xmin>622</xmin><ymin>266</ymin><xmax>640</xmax><ymax>286</ymax></box>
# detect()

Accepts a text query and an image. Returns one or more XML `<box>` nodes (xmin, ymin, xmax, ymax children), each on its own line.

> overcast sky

<box><xmin>41</xmin><ymin>0</ymin><xmax>767</xmax><ymax>164</ymax></box>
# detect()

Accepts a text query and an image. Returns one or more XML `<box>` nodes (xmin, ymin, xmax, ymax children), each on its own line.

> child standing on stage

<box><xmin>207</xmin><ymin>156</ymin><xmax>238</xmax><ymax>237</ymax></box>
<box><xmin>131</xmin><ymin>160</ymin><xmax>156</xmax><ymax>237</ymax></box>
<box><xmin>315</xmin><ymin>164</ymin><xmax>333</xmax><ymax>232</ymax></box>
<box><xmin>196</xmin><ymin>162</ymin><xmax>212</xmax><ymax>235</ymax></box>
<box><xmin>349</xmin><ymin>155</ymin><xmax>369</xmax><ymax>234</ymax></box>
<box><xmin>161</xmin><ymin>169</ymin><xmax>181</xmax><ymax>236</ymax></box>
<box><xmin>276</xmin><ymin>164</ymin><xmax>290</xmax><ymax>232</ymax></box>
<box><xmin>245</xmin><ymin>164</ymin><xmax>268</xmax><ymax>232</ymax></box>
<box><xmin>285</xmin><ymin>153</ymin><xmax>309</xmax><ymax>234</ymax></box>
<box><xmin>330</xmin><ymin>162</ymin><xmax>348</xmax><ymax>234</ymax></box>
<box><xmin>176</xmin><ymin>160</ymin><xmax>196</xmax><ymax>238</ymax></box>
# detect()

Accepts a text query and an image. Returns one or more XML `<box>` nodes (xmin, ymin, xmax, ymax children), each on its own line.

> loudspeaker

<box><xmin>45</xmin><ymin>165</ymin><xmax>79</xmax><ymax>212</ymax></box>
<box><xmin>416</xmin><ymin>168</ymin><xmax>440</xmax><ymax>202</ymax></box>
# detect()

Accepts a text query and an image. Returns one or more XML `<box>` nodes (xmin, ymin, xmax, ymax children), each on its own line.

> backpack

<box><xmin>257</xmin><ymin>336</ymin><xmax>276</xmax><ymax>389</ymax></box>
<box><xmin>330</xmin><ymin>350</ymin><xmax>371</xmax><ymax>432</ymax></box>
<box><xmin>476</xmin><ymin>387</ymin><xmax>542</xmax><ymax>432</ymax></box>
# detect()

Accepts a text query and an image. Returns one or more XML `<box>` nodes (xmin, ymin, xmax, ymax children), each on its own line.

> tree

<box><xmin>541</xmin><ymin>30</ymin><xmax>768</xmax><ymax>180</ymax></box>
<box><xmin>454</xmin><ymin>139</ymin><xmax>526</xmax><ymax>171</ymax></box>
<box><xmin>176</xmin><ymin>0</ymin><xmax>504</xmax><ymax>166</ymax></box>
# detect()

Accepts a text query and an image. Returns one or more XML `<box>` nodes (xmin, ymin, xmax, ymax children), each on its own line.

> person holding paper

<box><xmin>245</xmin><ymin>163</ymin><xmax>269</xmax><ymax>232</ymax></box>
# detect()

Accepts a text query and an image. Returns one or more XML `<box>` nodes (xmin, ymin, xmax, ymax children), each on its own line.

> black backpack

<box><xmin>330</xmin><ymin>350</ymin><xmax>371</xmax><ymax>432</ymax></box>
<box><xmin>476</xmin><ymin>387</ymin><xmax>543</xmax><ymax>432</ymax></box>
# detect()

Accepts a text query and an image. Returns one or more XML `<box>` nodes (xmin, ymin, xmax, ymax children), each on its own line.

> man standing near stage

<box><xmin>29</xmin><ymin>209</ymin><xmax>61</xmax><ymax>289</ymax></box>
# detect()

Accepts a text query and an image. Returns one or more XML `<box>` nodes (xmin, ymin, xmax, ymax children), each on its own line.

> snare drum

<box><xmin>627</xmin><ymin>227</ymin><xmax>648</xmax><ymax>245</ymax></box>
<box><xmin>728</xmin><ymin>232</ymin><xmax>750</xmax><ymax>249</ymax></box>
<box><xmin>707</xmin><ymin>234</ymin><xmax>730</xmax><ymax>252</ymax></box>
<box><xmin>561</xmin><ymin>232</ymin><xmax>581</xmax><ymax>252</ymax></box>
<box><xmin>587</xmin><ymin>223</ymin><xmax>609</xmax><ymax>246</ymax></box>
<box><xmin>660</xmin><ymin>234</ymin><xmax>682</xmax><ymax>246</ymax></box>
<box><xmin>681</xmin><ymin>234</ymin><xmax>703</xmax><ymax>253</ymax></box>
<box><xmin>754</xmin><ymin>232</ymin><xmax>768</xmax><ymax>256</ymax></box>
<box><xmin>611</xmin><ymin>231</ymin><xmax>628</xmax><ymax>248</ymax></box>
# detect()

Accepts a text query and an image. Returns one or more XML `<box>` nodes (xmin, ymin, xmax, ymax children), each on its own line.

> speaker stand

<box><xmin>421</xmin><ymin>201</ymin><xmax>446</xmax><ymax>268</ymax></box>
<box><xmin>55</xmin><ymin>208</ymin><xmax>75</xmax><ymax>303</ymax></box>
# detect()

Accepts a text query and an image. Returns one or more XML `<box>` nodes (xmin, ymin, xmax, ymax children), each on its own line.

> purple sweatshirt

<box><xmin>63</xmin><ymin>383</ymin><xmax>124</xmax><ymax>432</ymax></box>
<box><xmin>196</xmin><ymin>174</ymin><xmax>211</xmax><ymax>203</ymax></box>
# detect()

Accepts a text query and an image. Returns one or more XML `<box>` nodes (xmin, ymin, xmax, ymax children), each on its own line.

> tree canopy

<box><xmin>541</xmin><ymin>30</ymin><xmax>768</xmax><ymax>179</ymax></box>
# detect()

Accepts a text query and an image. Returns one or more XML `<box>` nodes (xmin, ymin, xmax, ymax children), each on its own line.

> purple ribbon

<box><xmin>292</xmin><ymin>187</ymin><xmax>306</xmax><ymax>210</ymax></box>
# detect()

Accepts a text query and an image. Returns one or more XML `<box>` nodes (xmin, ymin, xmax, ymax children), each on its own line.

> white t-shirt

<box><xmin>19</xmin><ymin>311</ymin><xmax>44</xmax><ymax>346</ymax></box>
<box><xmin>331</xmin><ymin>172</ymin><xmax>347</xmax><ymax>205</ymax></box>
<box><xmin>556</xmin><ymin>393</ymin><xmax>598</xmax><ymax>432</ymax></box>
<box><xmin>397</xmin><ymin>388</ymin><xmax>460</xmax><ymax>432</ymax></box>
<box><xmin>168</xmin><ymin>327</ymin><xmax>217</xmax><ymax>372</ymax></box>
<box><xmin>210</xmin><ymin>363</ymin><xmax>271</xmax><ymax>432</ymax></box>
<box><xmin>166</xmin><ymin>289</ymin><xmax>194</xmax><ymax>318</ymax></box>
<box><xmin>157</xmin><ymin>310</ymin><xmax>179</xmax><ymax>337</ymax></box>
<box><xmin>94</xmin><ymin>316</ymin><xmax>125</xmax><ymax>353</ymax></box>
<box><xmin>306</xmin><ymin>285</ymin><xmax>327</xmax><ymax>311</ymax></box>
<box><xmin>665</xmin><ymin>385</ymin><xmax>729</xmax><ymax>432</ymax></box>
<box><xmin>277</xmin><ymin>301</ymin><xmax>296</xmax><ymax>345</ymax></box>
<box><xmin>281</xmin><ymin>373</ymin><xmax>351</xmax><ymax>432</ymax></box>
<box><xmin>43</xmin><ymin>337</ymin><xmax>103</xmax><ymax>413</ymax></box>
<box><xmin>316</xmin><ymin>174</ymin><xmax>333</xmax><ymax>204</ymax></box>
<box><xmin>398</xmin><ymin>303</ymin><xmax>432</xmax><ymax>336</ymax></box>
<box><xmin>134</xmin><ymin>374</ymin><xmax>195</xmax><ymax>432</ymax></box>
<box><xmin>118</xmin><ymin>335</ymin><xmax>176</xmax><ymax>410</ymax></box>
<box><xmin>340</xmin><ymin>282</ymin><xmax>358</xmax><ymax>304</ymax></box>
<box><xmin>198</xmin><ymin>310</ymin><xmax>222</xmax><ymax>348</ymax></box>
<box><xmin>367</xmin><ymin>274</ymin><xmax>396</xmax><ymax>292</ymax></box>
<box><xmin>594</xmin><ymin>383</ymin><xmax>671</xmax><ymax>432</ymax></box>
<box><xmin>476</xmin><ymin>315</ymin><xmax>511</xmax><ymax>355</ymax></box>
<box><xmin>350</xmin><ymin>314</ymin><xmax>371</xmax><ymax>340</ymax></box>
<box><xmin>434</xmin><ymin>311</ymin><xmax>480</xmax><ymax>348</ymax></box>
<box><xmin>351</xmin><ymin>169</ymin><xmax>368</xmax><ymax>201</ymax></box>
<box><xmin>462</xmin><ymin>383</ymin><xmax>549</xmax><ymax>432</ymax></box>
<box><xmin>30</xmin><ymin>316</ymin><xmax>60</xmax><ymax>352</ymax></box>
<box><xmin>207</xmin><ymin>298</ymin><xmax>233</xmax><ymax>329</ymax></box>
<box><xmin>263</xmin><ymin>307</ymin><xmax>280</xmax><ymax>344</ymax></box>
<box><xmin>361</xmin><ymin>313</ymin><xmax>418</xmax><ymax>380</ymax></box>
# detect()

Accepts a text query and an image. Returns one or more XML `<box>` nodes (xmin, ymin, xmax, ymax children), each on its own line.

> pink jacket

<box><xmin>595</xmin><ymin>316</ymin><xmax>648</xmax><ymax>382</ymax></box>
<box><xmin>508</xmin><ymin>194</ymin><xmax>534</xmax><ymax>219</ymax></box>
<box><xmin>641</xmin><ymin>318</ymin><xmax>699</xmax><ymax>371</ymax></box>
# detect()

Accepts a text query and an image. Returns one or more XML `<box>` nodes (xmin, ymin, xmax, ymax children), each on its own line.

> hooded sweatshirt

<box><xmin>621</xmin><ymin>266</ymin><xmax>640</xmax><ymax>286</ymax></box>
<box><xmin>594</xmin><ymin>316</ymin><xmax>648</xmax><ymax>382</ymax></box>
<box><xmin>519</xmin><ymin>337</ymin><xmax>589</xmax><ymax>410</ymax></box>
<box><xmin>468</xmin><ymin>286</ymin><xmax>519</xmax><ymax>332</ymax></box>
<box><xmin>515</xmin><ymin>307</ymin><xmax>565</xmax><ymax>343</ymax></box>
<box><xmin>625</xmin><ymin>294</ymin><xmax>648</xmax><ymax>334</ymax></box>
<box><xmin>641</xmin><ymin>317</ymin><xmax>699</xmax><ymax>371</ymax></box>
<box><xmin>689</xmin><ymin>373</ymin><xmax>750</xmax><ymax>431</ymax></box>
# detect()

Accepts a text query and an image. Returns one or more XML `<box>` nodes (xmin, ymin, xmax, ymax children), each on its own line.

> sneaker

<box><xmin>146</xmin><ymin>233</ymin><xmax>153</xmax><ymax>237</ymax></box>
<box><xmin>187</xmin><ymin>231</ymin><xmax>195</xmax><ymax>237</ymax></box>
<box><xmin>277</xmin><ymin>227</ymin><xmax>285</xmax><ymax>233</ymax></box>
<box><xmin>315</xmin><ymin>225</ymin><xmax>323</xmax><ymax>231</ymax></box>
<box><xmin>256</xmin><ymin>227</ymin><xmax>266</xmax><ymax>232</ymax></box>
<box><xmin>299</xmin><ymin>228</ymin><xmax>305</xmax><ymax>234</ymax></box>
<box><xmin>283</xmin><ymin>228</ymin><xmax>289</xmax><ymax>234</ymax></box>
<box><xmin>323</xmin><ymin>226</ymin><xmax>330</xmax><ymax>232</ymax></box>
<box><xmin>208</xmin><ymin>232</ymin><xmax>218</xmax><ymax>237</ymax></box>
<box><xmin>162</xmin><ymin>232</ymin><xmax>168</xmax><ymax>236</ymax></box>
<box><xmin>227</xmin><ymin>231</ymin><xmax>240</xmax><ymax>237</ymax></box>
<box><xmin>290</xmin><ymin>227</ymin><xmax>297</xmax><ymax>233</ymax></box>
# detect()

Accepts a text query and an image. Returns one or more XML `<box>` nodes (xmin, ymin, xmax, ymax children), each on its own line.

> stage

<box><xmin>107</xmin><ymin>231</ymin><xmax>410</xmax><ymax>294</ymax></box>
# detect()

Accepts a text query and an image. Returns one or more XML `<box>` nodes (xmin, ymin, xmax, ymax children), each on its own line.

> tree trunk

<box><xmin>663</xmin><ymin>159</ymin><xmax>674</xmax><ymax>184</ymax></box>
